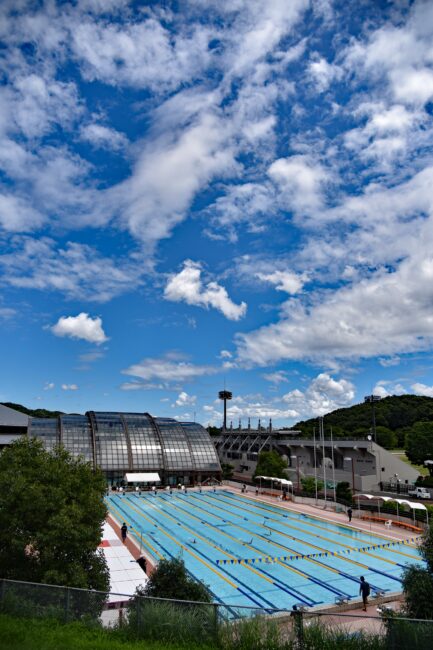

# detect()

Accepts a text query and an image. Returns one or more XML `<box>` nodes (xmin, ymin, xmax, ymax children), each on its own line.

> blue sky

<box><xmin>2</xmin><ymin>0</ymin><xmax>433</xmax><ymax>427</ymax></box>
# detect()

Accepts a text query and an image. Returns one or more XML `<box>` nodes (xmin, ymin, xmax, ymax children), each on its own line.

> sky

<box><xmin>2</xmin><ymin>0</ymin><xmax>433</xmax><ymax>428</ymax></box>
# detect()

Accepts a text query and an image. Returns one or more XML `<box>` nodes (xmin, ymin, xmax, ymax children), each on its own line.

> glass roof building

<box><xmin>28</xmin><ymin>411</ymin><xmax>221</xmax><ymax>486</ymax></box>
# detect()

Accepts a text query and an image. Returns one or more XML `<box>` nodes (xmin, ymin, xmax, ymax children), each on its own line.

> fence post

<box><xmin>292</xmin><ymin>610</ymin><xmax>304</xmax><ymax>649</ymax></box>
<box><xmin>213</xmin><ymin>603</ymin><xmax>219</xmax><ymax>641</ymax></box>
<box><xmin>136</xmin><ymin>597</ymin><xmax>141</xmax><ymax>635</ymax></box>
<box><xmin>64</xmin><ymin>587</ymin><xmax>71</xmax><ymax>623</ymax></box>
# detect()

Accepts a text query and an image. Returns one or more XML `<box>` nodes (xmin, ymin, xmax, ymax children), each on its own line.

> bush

<box><xmin>125</xmin><ymin>598</ymin><xmax>217</xmax><ymax>646</ymax></box>
<box><xmin>336</xmin><ymin>482</ymin><xmax>352</xmax><ymax>504</ymax></box>
<box><xmin>139</xmin><ymin>557</ymin><xmax>211</xmax><ymax>602</ymax></box>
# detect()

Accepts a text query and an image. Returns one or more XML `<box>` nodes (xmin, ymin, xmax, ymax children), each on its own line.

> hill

<box><xmin>293</xmin><ymin>394</ymin><xmax>433</xmax><ymax>448</ymax></box>
<box><xmin>1</xmin><ymin>402</ymin><xmax>64</xmax><ymax>419</ymax></box>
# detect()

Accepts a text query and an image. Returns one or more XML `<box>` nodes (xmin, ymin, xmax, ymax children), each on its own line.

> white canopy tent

<box><xmin>357</xmin><ymin>493</ymin><xmax>428</xmax><ymax>526</ymax></box>
<box><xmin>124</xmin><ymin>472</ymin><xmax>161</xmax><ymax>483</ymax></box>
<box><xmin>254</xmin><ymin>475</ymin><xmax>293</xmax><ymax>497</ymax></box>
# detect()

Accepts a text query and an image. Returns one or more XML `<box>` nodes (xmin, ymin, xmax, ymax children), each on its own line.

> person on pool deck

<box><xmin>359</xmin><ymin>576</ymin><xmax>370</xmax><ymax>611</ymax></box>
<box><xmin>347</xmin><ymin>507</ymin><xmax>352</xmax><ymax>522</ymax></box>
<box><xmin>121</xmin><ymin>522</ymin><xmax>128</xmax><ymax>544</ymax></box>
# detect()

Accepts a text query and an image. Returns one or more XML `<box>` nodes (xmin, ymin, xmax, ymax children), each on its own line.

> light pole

<box><xmin>344</xmin><ymin>457</ymin><xmax>355</xmax><ymax>495</ymax></box>
<box><xmin>291</xmin><ymin>455</ymin><xmax>300</xmax><ymax>492</ymax></box>
<box><xmin>319</xmin><ymin>416</ymin><xmax>327</xmax><ymax>508</ymax></box>
<box><xmin>364</xmin><ymin>395</ymin><xmax>381</xmax><ymax>443</ymax></box>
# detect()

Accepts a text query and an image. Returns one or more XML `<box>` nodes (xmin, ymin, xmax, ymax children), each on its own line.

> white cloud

<box><xmin>308</xmin><ymin>56</ymin><xmax>339</xmax><ymax>92</ymax></box>
<box><xmin>237</xmin><ymin>214</ymin><xmax>433</xmax><ymax>365</ymax></box>
<box><xmin>0</xmin><ymin>306</ymin><xmax>16</xmax><ymax>320</ymax></box>
<box><xmin>118</xmin><ymin>105</ymin><xmax>237</xmax><ymax>244</ymax></box>
<box><xmin>379</xmin><ymin>356</ymin><xmax>400</xmax><ymax>367</ymax></box>
<box><xmin>255</xmin><ymin>270</ymin><xmax>306</xmax><ymax>294</ymax></box>
<box><xmin>282</xmin><ymin>373</ymin><xmax>355</xmax><ymax>417</ymax></box>
<box><xmin>51</xmin><ymin>313</ymin><xmax>108</xmax><ymax>344</ymax></box>
<box><xmin>164</xmin><ymin>260</ymin><xmax>247</xmax><ymax>321</ymax></box>
<box><xmin>268</xmin><ymin>155</ymin><xmax>329</xmax><ymax>215</ymax></box>
<box><xmin>80</xmin><ymin>123</ymin><xmax>128</xmax><ymax>150</ymax></box>
<box><xmin>61</xmin><ymin>384</ymin><xmax>78</xmax><ymax>391</ymax></box>
<box><xmin>203</xmin><ymin>396</ymin><xmax>300</xmax><ymax>427</ymax></box>
<box><xmin>121</xmin><ymin>355</ymin><xmax>216</xmax><ymax>384</ymax></box>
<box><xmin>0</xmin><ymin>237</ymin><xmax>147</xmax><ymax>302</ymax></box>
<box><xmin>0</xmin><ymin>193</ymin><xmax>45</xmax><ymax>232</ymax></box>
<box><xmin>72</xmin><ymin>18</ymin><xmax>210</xmax><ymax>91</ymax></box>
<box><xmin>43</xmin><ymin>382</ymin><xmax>55</xmax><ymax>390</ymax></box>
<box><xmin>173</xmin><ymin>391</ymin><xmax>196</xmax><ymax>407</ymax></box>
<box><xmin>263</xmin><ymin>371</ymin><xmax>288</xmax><ymax>384</ymax></box>
<box><xmin>411</xmin><ymin>382</ymin><xmax>433</xmax><ymax>398</ymax></box>
<box><xmin>343</xmin><ymin>2</ymin><xmax>433</xmax><ymax>106</ymax></box>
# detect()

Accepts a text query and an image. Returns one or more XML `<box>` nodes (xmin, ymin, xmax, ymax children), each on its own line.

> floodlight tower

<box><xmin>364</xmin><ymin>394</ymin><xmax>381</xmax><ymax>443</ymax></box>
<box><xmin>218</xmin><ymin>390</ymin><xmax>232</xmax><ymax>431</ymax></box>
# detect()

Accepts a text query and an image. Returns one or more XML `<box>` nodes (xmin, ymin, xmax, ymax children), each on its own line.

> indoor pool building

<box><xmin>0</xmin><ymin>405</ymin><xmax>221</xmax><ymax>486</ymax></box>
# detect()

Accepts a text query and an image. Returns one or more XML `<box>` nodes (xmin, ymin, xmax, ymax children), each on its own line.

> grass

<box><xmin>0</xmin><ymin>614</ymin><xmax>215</xmax><ymax>650</ymax></box>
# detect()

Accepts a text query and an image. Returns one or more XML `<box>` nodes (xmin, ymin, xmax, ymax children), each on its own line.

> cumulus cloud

<box><xmin>164</xmin><ymin>260</ymin><xmax>247</xmax><ymax>321</ymax></box>
<box><xmin>282</xmin><ymin>373</ymin><xmax>355</xmax><ymax>417</ymax></box>
<box><xmin>173</xmin><ymin>391</ymin><xmax>196</xmax><ymax>407</ymax></box>
<box><xmin>236</xmin><ymin>226</ymin><xmax>433</xmax><ymax>365</ymax></box>
<box><xmin>255</xmin><ymin>270</ymin><xmax>306</xmax><ymax>294</ymax></box>
<box><xmin>43</xmin><ymin>382</ymin><xmax>55</xmax><ymax>390</ymax></box>
<box><xmin>411</xmin><ymin>382</ymin><xmax>433</xmax><ymax>398</ymax></box>
<box><xmin>268</xmin><ymin>155</ymin><xmax>329</xmax><ymax>215</ymax></box>
<box><xmin>50</xmin><ymin>313</ymin><xmax>108</xmax><ymax>344</ymax></box>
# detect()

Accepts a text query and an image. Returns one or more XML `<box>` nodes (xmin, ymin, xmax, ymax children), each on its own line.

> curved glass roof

<box><xmin>28</xmin><ymin>412</ymin><xmax>220</xmax><ymax>477</ymax></box>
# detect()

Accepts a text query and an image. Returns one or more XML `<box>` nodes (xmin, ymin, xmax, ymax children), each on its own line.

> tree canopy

<box><xmin>405</xmin><ymin>421</ymin><xmax>433</xmax><ymax>466</ymax></box>
<box><xmin>0</xmin><ymin>437</ymin><xmax>109</xmax><ymax>590</ymax></box>
<box><xmin>139</xmin><ymin>557</ymin><xmax>211</xmax><ymax>602</ymax></box>
<box><xmin>293</xmin><ymin>395</ymin><xmax>433</xmax><ymax>448</ymax></box>
<box><xmin>402</xmin><ymin>521</ymin><xmax>433</xmax><ymax>619</ymax></box>
<box><xmin>254</xmin><ymin>450</ymin><xmax>288</xmax><ymax>479</ymax></box>
<box><xmin>1</xmin><ymin>401</ymin><xmax>63</xmax><ymax>418</ymax></box>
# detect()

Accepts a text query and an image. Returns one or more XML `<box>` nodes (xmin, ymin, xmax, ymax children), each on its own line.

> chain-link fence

<box><xmin>1</xmin><ymin>579</ymin><xmax>433</xmax><ymax>648</ymax></box>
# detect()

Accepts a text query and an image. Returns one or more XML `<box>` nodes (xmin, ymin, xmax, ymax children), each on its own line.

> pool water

<box><xmin>106</xmin><ymin>490</ymin><xmax>424</xmax><ymax>612</ymax></box>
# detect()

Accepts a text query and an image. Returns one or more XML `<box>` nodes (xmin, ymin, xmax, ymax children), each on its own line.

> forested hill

<box><xmin>293</xmin><ymin>395</ymin><xmax>433</xmax><ymax>448</ymax></box>
<box><xmin>1</xmin><ymin>402</ymin><xmax>63</xmax><ymax>419</ymax></box>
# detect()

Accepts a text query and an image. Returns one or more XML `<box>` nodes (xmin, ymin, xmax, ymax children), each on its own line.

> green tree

<box><xmin>405</xmin><ymin>421</ymin><xmax>433</xmax><ymax>465</ymax></box>
<box><xmin>139</xmin><ymin>557</ymin><xmax>211</xmax><ymax>602</ymax></box>
<box><xmin>336</xmin><ymin>481</ymin><xmax>352</xmax><ymax>503</ymax></box>
<box><xmin>253</xmin><ymin>451</ymin><xmax>288</xmax><ymax>479</ymax></box>
<box><xmin>375</xmin><ymin>426</ymin><xmax>398</xmax><ymax>449</ymax></box>
<box><xmin>221</xmin><ymin>463</ymin><xmax>234</xmax><ymax>480</ymax></box>
<box><xmin>402</xmin><ymin>521</ymin><xmax>433</xmax><ymax>619</ymax></box>
<box><xmin>0</xmin><ymin>438</ymin><xmax>109</xmax><ymax>590</ymax></box>
<box><xmin>301</xmin><ymin>476</ymin><xmax>324</xmax><ymax>496</ymax></box>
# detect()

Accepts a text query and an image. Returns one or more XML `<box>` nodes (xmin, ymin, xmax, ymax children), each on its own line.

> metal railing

<box><xmin>1</xmin><ymin>578</ymin><xmax>433</xmax><ymax>648</ymax></box>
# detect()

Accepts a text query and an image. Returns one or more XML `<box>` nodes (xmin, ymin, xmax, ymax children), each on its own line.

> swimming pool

<box><xmin>106</xmin><ymin>489</ymin><xmax>425</xmax><ymax>612</ymax></box>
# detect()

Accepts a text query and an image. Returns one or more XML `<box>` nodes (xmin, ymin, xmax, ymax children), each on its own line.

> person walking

<box><xmin>121</xmin><ymin>522</ymin><xmax>128</xmax><ymax>544</ymax></box>
<box><xmin>359</xmin><ymin>576</ymin><xmax>370</xmax><ymax>611</ymax></box>
<box><xmin>347</xmin><ymin>507</ymin><xmax>353</xmax><ymax>523</ymax></box>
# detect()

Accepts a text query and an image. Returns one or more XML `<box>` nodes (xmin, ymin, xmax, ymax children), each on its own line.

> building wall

<box><xmin>216</xmin><ymin>432</ymin><xmax>420</xmax><ymax>493</ymax></box>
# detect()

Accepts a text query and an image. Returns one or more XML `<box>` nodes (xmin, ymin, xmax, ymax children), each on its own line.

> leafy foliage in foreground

<box><xmin>402</xmin><ymin>521</ymin><xmax>433</xmax><ymax>619</ymax></box>
<box><xmin>0</xmin><ymin>438</ymin><xmax>109</xmax><ymax>591</ymax></box>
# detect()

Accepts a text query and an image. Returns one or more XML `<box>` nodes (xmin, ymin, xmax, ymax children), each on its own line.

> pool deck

<box><xmin>107</xmin><ymin>485</ymin><xmax>420</xmax><ymax>634</ymax></box>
